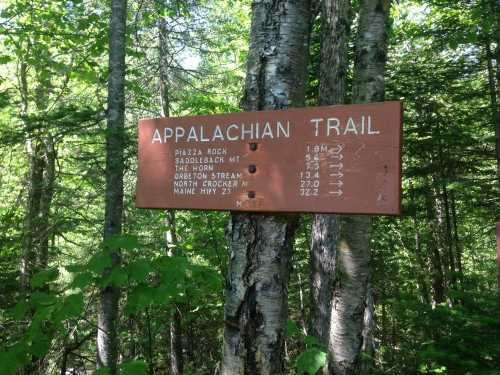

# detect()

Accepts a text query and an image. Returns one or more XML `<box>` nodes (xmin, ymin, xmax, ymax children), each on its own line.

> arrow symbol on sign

<box><xmin>329</xmin><ymin>163</ymin><xmax>343</xmax><ymax>169</ymax></box>
<box><xmin>329</xmin><ymin>172</ymin><xmax>344</xmax><ymax>178</ymax></box>
<box><xmin>329</xmin><ymin>190</ymin><xmax>343</xmax><ymax>196</ymax></box>
<box><xmin>330</xmin><ymin>144</ymin><xmax>344</xmax><ymax>154</ymax></box>
<box><xmin>330</xmin><ymin>154</ymin><xmax>343</xmax><ymax>160</ymax></box>
<box><xmin>329</xmin><ymin>181</ymin><xmax>344</xmax><ymax>187</ymax></box>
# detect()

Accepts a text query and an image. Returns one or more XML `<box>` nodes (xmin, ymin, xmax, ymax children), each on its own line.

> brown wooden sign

<box><xmin>136</xmin><ymin>101</ymin><xmax>402</xmax><ymax>215</ymax></box>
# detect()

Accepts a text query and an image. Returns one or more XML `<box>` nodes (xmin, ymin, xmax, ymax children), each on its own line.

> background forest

<box><xmin>0</xmin><ymin>0</ymin><xmax>499</xmax><ymax>374</ymax></box>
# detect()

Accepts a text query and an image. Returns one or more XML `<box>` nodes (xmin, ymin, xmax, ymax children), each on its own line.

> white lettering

<box><xmin>152</xmin><ymin>128</ymin><xmax>162</xmax><ymax>143</ymax></box>
<box><xmin>367</xmin><ymin>116</ymin><xmax>379</xmax><ymax>135</ymax></box>
<box><xmin>212</xmin><ymin>126</ymin><xmax>224</xmax><ymax>141</ymax></box>
<box><xmin>277</xmin><ymin>121</ymin><xmax>290</xmax><ymax>138</ymax></box>
<box><xmin>164</xmin><ymin>127</ymin><xmax>173</xmax><ymax>142</ymax></box>
<box><xmin>241</xmin><ymin>123</ymin><xmax>254</xmax><ymax>140</ymax></box>
<box><xmin>344</xmin><ymin>117</ymin><xmax>358</xmax><ymax>135</ymax></box>
<box><xmin>187</xmin><ymin>127</ymin><xmax>198</xmax><ymax>142</ymax></box>
<box><xmin>327</xmin><ymin>118</ymin><xmax>340</xmax><ymax>136</ymax></box>
<box><xmin>175</xmin><ymin>127</ymin><xmax>185</xmax><ymax>142</ymax></box>
<box><xmin>226</xmin><ymin>124</ymin><xmax>239</xmax><ymax>140</ymax></box>
<box><xmin>261</xmin><ymin>122</ymin><xmax>274</xmax><ymax>139</ymax></box>
<box><xmin>310</xmin><ymin>118</ymin><xmax>323</xmax><ymax>137</ymax></box>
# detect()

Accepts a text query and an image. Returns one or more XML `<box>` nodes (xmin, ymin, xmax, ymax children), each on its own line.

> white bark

<box><xmin>221</xmin><ymin>1</ymin><xmax>310</xmax><ymax>373</ymax></box>
<box><xmin>310</xmin><ymin>0</ymin><xmax>351</xmax><ymax>350</ymax></box>
<box><xmin>328</xmin><ymin>1</ymin><xmax>391</xmax><ymax>374</ymax></box>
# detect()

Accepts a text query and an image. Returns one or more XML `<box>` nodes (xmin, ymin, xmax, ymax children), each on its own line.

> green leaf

<box><xmin>0</xmin><ymin>343</ymin><xmax>29</xmax><ymax>375</ymax></box>
<box><xmin>128</xmin><ymin>259</ymin><xmax>153</xmax><ymax>281</ymax></box>
<box><xmin>28</xmin><ymin>335</ymin><xmax>51</xmax><ymax>357</ymax></box>
<box><xmin>92</xmin><ymin>368</ymin><xmax>110</xmax><ymax>375</ymax></box>
<box><xmin>31</xmin><ymin>268</ymin><xmax>59</xmax><ymax>288</ymax></box>
<box><xmin>120</xmin><ymin>360</ymin><xmax>148</xmax><ymax>375</ymax></box>
<box><xmin>71</xmin><ymin>271</ymin><xmax>94</xmax><ymax>289</ymax></box>
<box><xmin>108</xmin><ymin>267</ymin><xmax>128</xmax><ymax>286</ymax></box>
<box><xmin>57</xmin><ymin>293</ymin><xmax>84</xmax><ymax>321</ymax></box>
<box><xmin>88</xmin><ymin>251</ymin><xmax>112</xmax><ymax>274</ymax></box>
<box><xmin>304</xmin><ymin>335</ymin><xmax>321</xmax><ymax>348</ymax></box>
<box><xmin>9</xmin><ymin>301</ymin><xmax>30</xmax><ymax>319</ymax></box>
<box><xmin>0</xmin><ymin>55</ymin><xmax>13</xmax><ymax>64</ymax></box>
<box><xmin>286</xmin><ymin>320</ymin><xmax>300</xmax><ymax>337</ymax></box>
<box><xmin>31</xmin><ymin>292</ymin><xmax>57</xmax><ymax>308</ymax></box>
<box><xmin>296</xmin><ymin>347</ymin><xmax>327</xmax><ymax>375</ymax></box>
<box><xmin>125</xmin><ymin>285</ymin><xmax>157</xmax><ymax>313</ymax></box>
<box><xmin>65</xmin><ymin>263</ymin><xmax>85</xmax><ymax>273</ymax></box>
<box><xmin>103</xmin><ymin>234</ymin><xmax>139</xmax><ymax>251</ymax></box>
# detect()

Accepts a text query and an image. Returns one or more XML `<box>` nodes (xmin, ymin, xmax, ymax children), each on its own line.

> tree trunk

<box><xmin>97</xmin><ymin>0</ymin><xmax>127</xmax><ymax>373</ymax></box>
<box><xmin>158</xmin><ymin>19</ymin><xmax>185</xmax><ymax>370</ymax></box>
<box><xmin>221</xmin><ymin>2</ymin><xmax>310</xmax><ymax>373</ymax></box>
<box><xmin>424</xmin><ymin>184</ymin><xmax>445</xmax><ymax>305</ymax></box>
<box><xmin>170</xmin><ymin>307</ymin><xmax>183</xmax><ymax>375</ymax></box>
<box><xmin>361</xmin><ymin>278</ymin><xmax>374</xmax><ymax>374</ymax></box>
<box><xmin>310</xmin><ymin>0</ymin><xmax>351</xmax><ymax>349</ymax></box>
<box><xmin>413</xmin><ymin>217</ymin><xmax>431</xmax><ymax>305</ymax></box>
<box><xmin>328</xmin><ymin>1</ymin><xmax>391</xmax><ymax>374</ymax></box>
<box><xmin>491</xmin><ymin>0</ymin><xmax>500</xmax><ymax>186</ymax></box>
<box><xmin>450</xmin><ymin>191</ymin><xmax>463</xmax><ymax>287</ymax></box>
<box><xmin>19</xmin><ymin>54</ymin><xmax>43</xmax><ymax>294</ymax></box>
<box><xmin>165</xmin><ymin>210</ymin><xmax>184</xmax><ymax>375</ymax></box>
<box><xmin>21</xmin><ymin>140</ymin><xmax>44</xmax><ymax>293</ymax></box>
<box><xmin>486</xmin><ymin>36</ymin><xmax>500</xmax><ymax>295</ymax></box>
<box><xmin>39</xmin><ymin>135</ymin><xmax>56</xmax><ymax>269</ymax></box>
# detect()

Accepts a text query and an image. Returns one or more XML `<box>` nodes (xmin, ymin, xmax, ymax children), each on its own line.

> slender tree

<box><xmin>158</xmin><ymin>11</ymin><xmax>184</xmax><ymax>372</ymax></box>
<box><xmin>221</xmin><ymin>0</ymin><xmax>310</xmax><ymax>373</ymax></box>
<box><xmin>492</xmin><ymin>0</ymin><xmax>500</xmax><ymax>185</ymax></box>
<box><xmin>309</xmin><ymin>0</ymin><xmax>351</xmax><ymax>351</ymax></box>
<box><xmin>487</xmin><ymin>0</ymin><xmax>500</xmax><ymax>295</ymax></box>
<box><xmin>327</xmin><ymin>1</ymin><xmax>391</xmax><ymax>374</ymax></box>
<box><xmin>97</xmin><ymin>0</ymin><xmax>127</xmax><ymax>373</ymax></box>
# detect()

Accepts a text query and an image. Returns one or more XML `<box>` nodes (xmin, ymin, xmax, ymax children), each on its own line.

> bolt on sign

<box><xmin>136</xmin><ymin>101</ymin><xmax>403</xmax><ymax>215</ymax></box>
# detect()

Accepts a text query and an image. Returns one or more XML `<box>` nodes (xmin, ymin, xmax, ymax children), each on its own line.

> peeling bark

<box><xmin>328</xmin><ymin>215</ymin><xmax>373</xmax><ymax>375</ymax></box>
<box><xmin>221</xmin><ymin>1</ymin><xmax>310</xmax><ymax>373</ymax></box>
<box><xmin>310</xmin><ymin>0</ymin><xmax>351</xmax><ymax>351</ymax></box>
<box><xmin>222</xmin><ymin>214</ymin><xmax>299</xmax><ymax>375</ymax></box>
<box><xmin>328</xmin><ymin>1</ymin><xmax>391</xmax><ymax>374</ymax></box>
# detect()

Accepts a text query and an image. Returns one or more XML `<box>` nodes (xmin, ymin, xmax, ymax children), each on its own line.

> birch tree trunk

<box><xmin>328</xmin><ymin>1</ymin><xmax>391</xmax><ymax>374</ymax></box>
<box><xmin>310</xmin><ymin>0</ymin><xmax>351</xmax><ymax>350</ymax></box>
<box><xmin>221</xmin><ymin>1</ymin><xmax>310</xmax><ymax>373</ymax></box>
<box><xmin>97</xmin><ymin>0</ymin><xmax>127</xmax><ymax>373</ymax></box>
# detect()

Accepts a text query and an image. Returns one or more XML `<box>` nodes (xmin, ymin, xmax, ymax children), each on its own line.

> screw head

<box><xmin>248</xmin><ymin>165</ymin><xmax>257</xmax><ymax>174</ymax></box>
<box><xmin>248</xmin><ymin>191</ymin><xmax>256</xmax><ymax>199</ymax></box>
<box><xmin>249</xmin><ymin>143</ymin><xmax>258</xmax><ymax>151</ymax></box>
